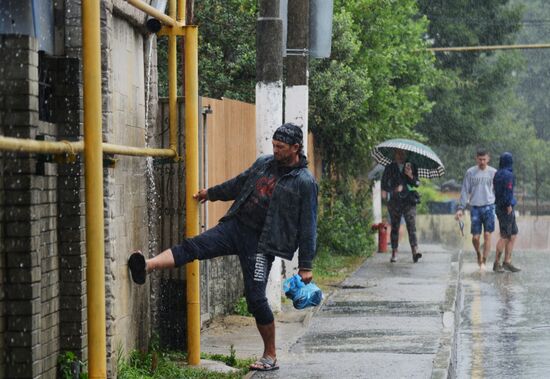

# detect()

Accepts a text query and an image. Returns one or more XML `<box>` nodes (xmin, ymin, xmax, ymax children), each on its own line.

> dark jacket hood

<box><xmin>499</xmin><ymin>152</ymin><xmax>513</xmax><ymax>170</ymax></box>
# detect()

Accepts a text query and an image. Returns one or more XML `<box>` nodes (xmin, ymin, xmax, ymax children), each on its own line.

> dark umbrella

<box><xmin>371</xmin><ymin>138</ymin><xmax>445</xmax><ymax>178</ymax></box>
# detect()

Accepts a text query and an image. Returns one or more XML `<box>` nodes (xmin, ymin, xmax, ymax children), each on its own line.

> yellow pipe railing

<box><xmin>82</xmin><ymin>1</ymin><xmax>107</xmax><ymax>377</ymax></box>
<box><xmin>126</xmin><ymin>0</ymin><xmax>184</xmax><ymax>28</ymax></box>
<box><xmin>0</xmin><ymin>136</ymin><xmax>177</xmax><ymax>158</ymax></box>
<box><xmin>0</xmin><ymin>0</ymin><xmax>201</xmax><ymax>374</ymax></box>
<box><xmin>168</xmin><ymin>0</ymin><xmax>178</xmax><ymax>151</ymax></box>
<box><xmin>184</xmin><ymin>24</ymin><xmax>201</xmax><ymax>366</ymax></box>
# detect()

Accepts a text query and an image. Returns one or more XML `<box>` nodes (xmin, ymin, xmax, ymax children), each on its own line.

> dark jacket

<box><xmin>207</xmin><ymin>155</ymin><xmax>318</xmax><ymax>270</ymax></box>
<box><xmin>381</xmin><ymin>161</ymin><xmax>420</xmax><ymax>203</ymax></box>
<box><xmin>494</xmin><ymin>152</ymin><xmax>517</xmax><ymax>209</ymax></box>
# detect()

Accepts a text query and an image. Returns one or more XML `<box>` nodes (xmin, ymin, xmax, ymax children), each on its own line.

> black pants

<box><xmin>171</xmin><ymin>217</ymin><xmax>275</xmax><ymax>325</ymax></box>
<box><xmin>387</xmin><ymin>200</ymin><xmax>417</xmax><ymax>250</ymax></box>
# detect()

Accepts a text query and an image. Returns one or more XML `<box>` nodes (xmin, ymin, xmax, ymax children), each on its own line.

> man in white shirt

<box><xmin>455</xmin><ymin>149</ymin><xmax>497</xmax><ymax>270</ymax></box>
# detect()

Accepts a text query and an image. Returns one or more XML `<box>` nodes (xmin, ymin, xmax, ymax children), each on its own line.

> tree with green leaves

<box><xmin>310</xmin><ymin>0</ymin><xmax>438</xmax><ymax>256</ymax></box>
<box><xmin>310</xmin><ymin>0</ymin><xmax>437</xmax><ymax>179</ymax></box>
<box><xmin>157</xmin><ymin>0</ymin><xmax>257</xmax><ymax>101</ymax></box>
<box><xmin>417</xmin><ymin>0</ymin><xmax>523</xmax><ymax>146</ymax></box>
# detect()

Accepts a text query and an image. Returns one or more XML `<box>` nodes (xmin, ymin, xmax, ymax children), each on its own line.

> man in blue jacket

<box><xmin>493</xmin><ymin>152</ymin><xmax>521</xmax><ymax>273</ymax></box>
<box><xmin>128</xmin><ymin>123</ymin><xmax>318</xmax><ymax>371</ymax></box>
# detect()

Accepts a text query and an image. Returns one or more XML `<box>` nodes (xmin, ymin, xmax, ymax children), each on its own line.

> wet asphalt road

<box><xmin>457</xmin><ymin>249</ymin><xmax>550</xmax><ymax>378</ymax></box>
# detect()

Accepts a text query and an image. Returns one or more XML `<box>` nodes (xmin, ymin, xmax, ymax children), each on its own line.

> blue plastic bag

<box><xmin>283</xmin><ymin>274</ymin><xmax>323</xmax><ymax>310</ymax></box>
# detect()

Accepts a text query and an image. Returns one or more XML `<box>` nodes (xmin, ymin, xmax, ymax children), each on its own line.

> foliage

<box><xmin>233</xmin><ymin>297</ymin><xmax>252</xmax><ymax>317</ymax></box>
<box><xmin>416</xmin><ymin>0</ymin><xmax>523</xmax><ymax>146</ymax></box>
<box><xmin>157</xmin><ymin>0</ymin><xmax>257</xmax><ymax>101</ymax></box>
<box><xmin>309</xmin><ymin>0</ymin><xmax>436</xmax><ymax>257</ymax></box>
<box><xmin>58</xmin><ymin>351</ymin><xmax>87</xmax><ymax>379</ymax></box>
<box><xmin>314</xmin><ymin>249</ymin><xmax>369</xmax><ymax>290</ymax></box>
<box><xmin>512</xmin><ymin>0</ymin><xmax>550</xmax><ymax>140</ymax></box>
<box><xmin>415</xmin><ymin>179</ymin><xmax>451</xmax><ymax>215</ymax></box>
<box><xmin>310</xmin><ymin>0</ymin><xmax>437</xmax><ymax>178</ymax></box>
<box><xmin>316</xmin><ymin>180</ymin><xmax>374</xmax><ymax>257</ymax></box>
<box><xmin>117</xmin><ymin>349</ymin><xmax>249</xmax><ymax>379</ymax></box>
<box><xmin>200</xmin><ymin>345</ymin><xmax>252</xmax><ymax>369</ymax></box>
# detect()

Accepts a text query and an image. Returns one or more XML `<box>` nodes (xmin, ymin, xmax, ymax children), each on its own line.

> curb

<box><xmin>431</xmin><ymin>248</ymin><xmax>463</xmax><ymax>379</ymax></box>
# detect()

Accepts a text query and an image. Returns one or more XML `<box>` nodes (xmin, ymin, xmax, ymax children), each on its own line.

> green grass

<box><xmin>233</xmin><ymin>297</ymin><xmax>252</xmax><ymax>317</ymax></box>
<box><xmin>313</xmin><ymin>249</ymin><xmax>370</xmax><ymax>291</ymax></box>
<box><xmin>117</xmin><ymin>348</ymin><xmax>253</xmax><ymax>379</ymax></box>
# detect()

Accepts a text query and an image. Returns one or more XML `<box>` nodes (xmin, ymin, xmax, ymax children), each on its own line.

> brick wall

<box><xmin>0</xmin><ymin>59</ymin><xmax>5</xmax><ymax>379</ymax></box>
<box><xmin>0</xmin><ymin>32</ymin><xmax>84</xmax><ymax>378</ymax></box>
<box><xmin>0</xmin><ymin>35</ymin><xmax>45</xmax><ymax>378</ymax></box>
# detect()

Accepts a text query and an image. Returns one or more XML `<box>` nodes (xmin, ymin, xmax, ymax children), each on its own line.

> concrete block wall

<box><xmin>105</xmin><ymin>11</ymin><xmax>151</xmax><ymax>374</ymax></box>
<box><xmin>0</xmin><ymin>26</ymin><xmax>84</xmax><ymax>378</ymax></box>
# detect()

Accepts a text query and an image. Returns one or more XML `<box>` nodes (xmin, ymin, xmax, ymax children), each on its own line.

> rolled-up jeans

<box><xmin>171</xmin><ymin>217</ymin><xmax>275</xmax><ymax>325</ymax></box>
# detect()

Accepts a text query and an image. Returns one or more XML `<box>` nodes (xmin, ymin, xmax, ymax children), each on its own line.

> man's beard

<box><xmin>275</xmin><ymin>154</ymin><xmax>293</xmax><ymax>166</ymax></box>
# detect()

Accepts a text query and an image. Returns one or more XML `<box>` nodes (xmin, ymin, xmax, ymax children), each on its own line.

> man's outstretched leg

<box><xmin>128</xmin><ymin>248</ymin><xmax>176</xmax><ymax>284</ymax></box>
<box><xmin>128</xmin><ymin>220</ymin><xmax>236</xmax><ymax>284</ymax></box>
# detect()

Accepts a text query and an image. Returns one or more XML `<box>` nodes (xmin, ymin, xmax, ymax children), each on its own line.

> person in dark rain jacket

<box><xmin>493</xmin><ymin>152</ymin><xmax>521</xmax><ymax>272</ymax></box>
<box><xmin>128</xmin><ymin>123</ymin><xmax>318</xmax><ymax>371</ymax></box>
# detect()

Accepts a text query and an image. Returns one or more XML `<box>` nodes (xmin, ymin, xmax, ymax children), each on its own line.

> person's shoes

<box><xmin>493</xmin><ymin>262</ymin><xmax>504</xmax><ymax>273</ymax></box>
<box><xmin>390</xmin><ymin>251</ymin><xmax>397</xmax><ymax>263</ymax></box>
<box><xmin>503</xmin><ymin>262</ymin><xmax>521</xmax><ymax>272</ymax></box>
<box><xmin>413</xmin><ymin>252</ymin><xmax>422</xmax><ymax>263</ymax></box>
<box><xmin>128</xmin><ymin>251</ymin><xmax>147</xmax><ymax>284</ymax></box>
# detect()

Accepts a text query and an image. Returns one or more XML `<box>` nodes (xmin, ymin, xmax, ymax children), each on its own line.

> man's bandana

<box><xmin>272</xmin><ymin>123</ymin><xmax>303</xmax><ymax>146</ymax></box>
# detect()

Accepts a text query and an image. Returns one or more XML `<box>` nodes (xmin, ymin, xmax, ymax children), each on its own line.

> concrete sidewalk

<box><xmin>201</xmin><ymin>244</ymin><xmax>460</xmax><ymax>378</ymax></box>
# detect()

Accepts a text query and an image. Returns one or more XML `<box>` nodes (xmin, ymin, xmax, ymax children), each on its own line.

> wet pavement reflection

<box><xmin>457</xmin><ymin>249</ymin><xmax>550</xmax><ymax>378</ymax></box>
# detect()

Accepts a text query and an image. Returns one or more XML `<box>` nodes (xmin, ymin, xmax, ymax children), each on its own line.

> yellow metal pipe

<box><xmin>102</xmin><ymin>143</ymin><xmax>176</xmax><ymax>158</ymax></box>
<box><xmin>429</xmin><ymin>43</ymin><xmax>550</xmax><ymax>52</ymax></box>
<box><xmin>126</xmin><ymin>0</ymin><xmax>184</xmax><ymax>27</ymax></box>
<box><xmin>177</xmin><ymin>0</ymin><xmax>186</xmax><ymax>23</ymax></box>
<box><xmin>184</xmin><ymin>25</ymin><xmax>201</xmax><ymax>366</ymax></box>
<box><xmin>0</xmin><ymin>136</ymin><xmax>176</xmax><ymax>158</ymax></box>
<box><xmin>82</xmin><ymin>1</ymin><xmax>106</xmax><ymax>378</ymax></box>
<box><xmin>0</xmin><ymin>136</ymin><xmax>84</xmax><ymax>154</ymax></box>
<box><xmin>168</xmin><ymin>0</ymin><xmax>178</xmax><ymax>152</ymax></box>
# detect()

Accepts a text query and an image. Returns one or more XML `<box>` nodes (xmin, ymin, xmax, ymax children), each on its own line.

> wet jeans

<box><xmin>171</xmin><ymin>217</ymin><xmax>275</xmax><ymax>325</ymax></box>
<box><xmin>387</xmin><ymin>200</ymin><xmax>417</xmax><ymax>250</ymax></box>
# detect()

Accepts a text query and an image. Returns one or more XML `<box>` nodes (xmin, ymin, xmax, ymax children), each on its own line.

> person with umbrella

<box><xmin>373</xmin><ymin>139</ymin><xmax>445</xmax><ymax>263</ymax></box>
<box><xmin>380</xmin><ymin>149</ymin><xmax>421</xmax><ymax>263</ymax></box>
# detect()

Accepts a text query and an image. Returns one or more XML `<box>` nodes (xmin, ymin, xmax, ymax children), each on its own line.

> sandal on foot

<box><xmin>250</xmin><ymin>356</ymin><xmax>279</xmax><ymax>371</ymax></box>
<box><xmin>413</xmin><ymin>253</ymin><xmax>422</xmax><ymax>263</ymax></box>
<box><xmin>128</xmin><ymin>251</ymin><xmax>146</xmax><ymax>285</ymax></box>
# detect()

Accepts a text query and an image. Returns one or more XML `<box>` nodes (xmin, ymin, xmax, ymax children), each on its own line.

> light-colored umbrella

<box><xmin>371</xmin><ymin>138</ymin><xmax>445</xmax><ymax>178</ymax></box>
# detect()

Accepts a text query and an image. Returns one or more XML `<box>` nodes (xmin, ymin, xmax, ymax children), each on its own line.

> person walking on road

<box><xmin>381</xmin><ymin>149</ymin><xmax>422</xmax><ymax>263</ymax></box>
<box><xmin>128</xmin><ymin>123</ymin><xmax>319</xmax><ymax>372</ymax></box>
<box><xmin>455</xmin><ymin>148</ymin><xmax>497</xmax><ymax>270</ymax></box>
<box><xmin>493</xmin><ymin>152</ymin><xmax>521</xmax><ymax>273</ymax></box>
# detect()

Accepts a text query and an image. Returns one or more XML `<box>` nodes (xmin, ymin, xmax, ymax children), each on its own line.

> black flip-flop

<box><xmin>250</xmin><ymin>356</ymin><xmax>279</xmax><ymax>371</ymax></box>
<box><xmin>128</xmin><ymin>251</ymin><xmax>146</xmax><ymax>284</ymax></box>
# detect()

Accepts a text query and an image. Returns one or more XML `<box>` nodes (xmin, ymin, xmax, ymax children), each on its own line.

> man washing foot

<box><xmin>128</xmin><ymin>124</ymin><xmax>318</xmax><ymax>371</ymax></box>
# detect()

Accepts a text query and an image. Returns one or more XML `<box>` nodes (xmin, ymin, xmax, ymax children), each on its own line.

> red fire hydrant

<box><xmin>371</xmin><ymin>222</ymin><xmax>389</xmax><ymax>253</ymax></box>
